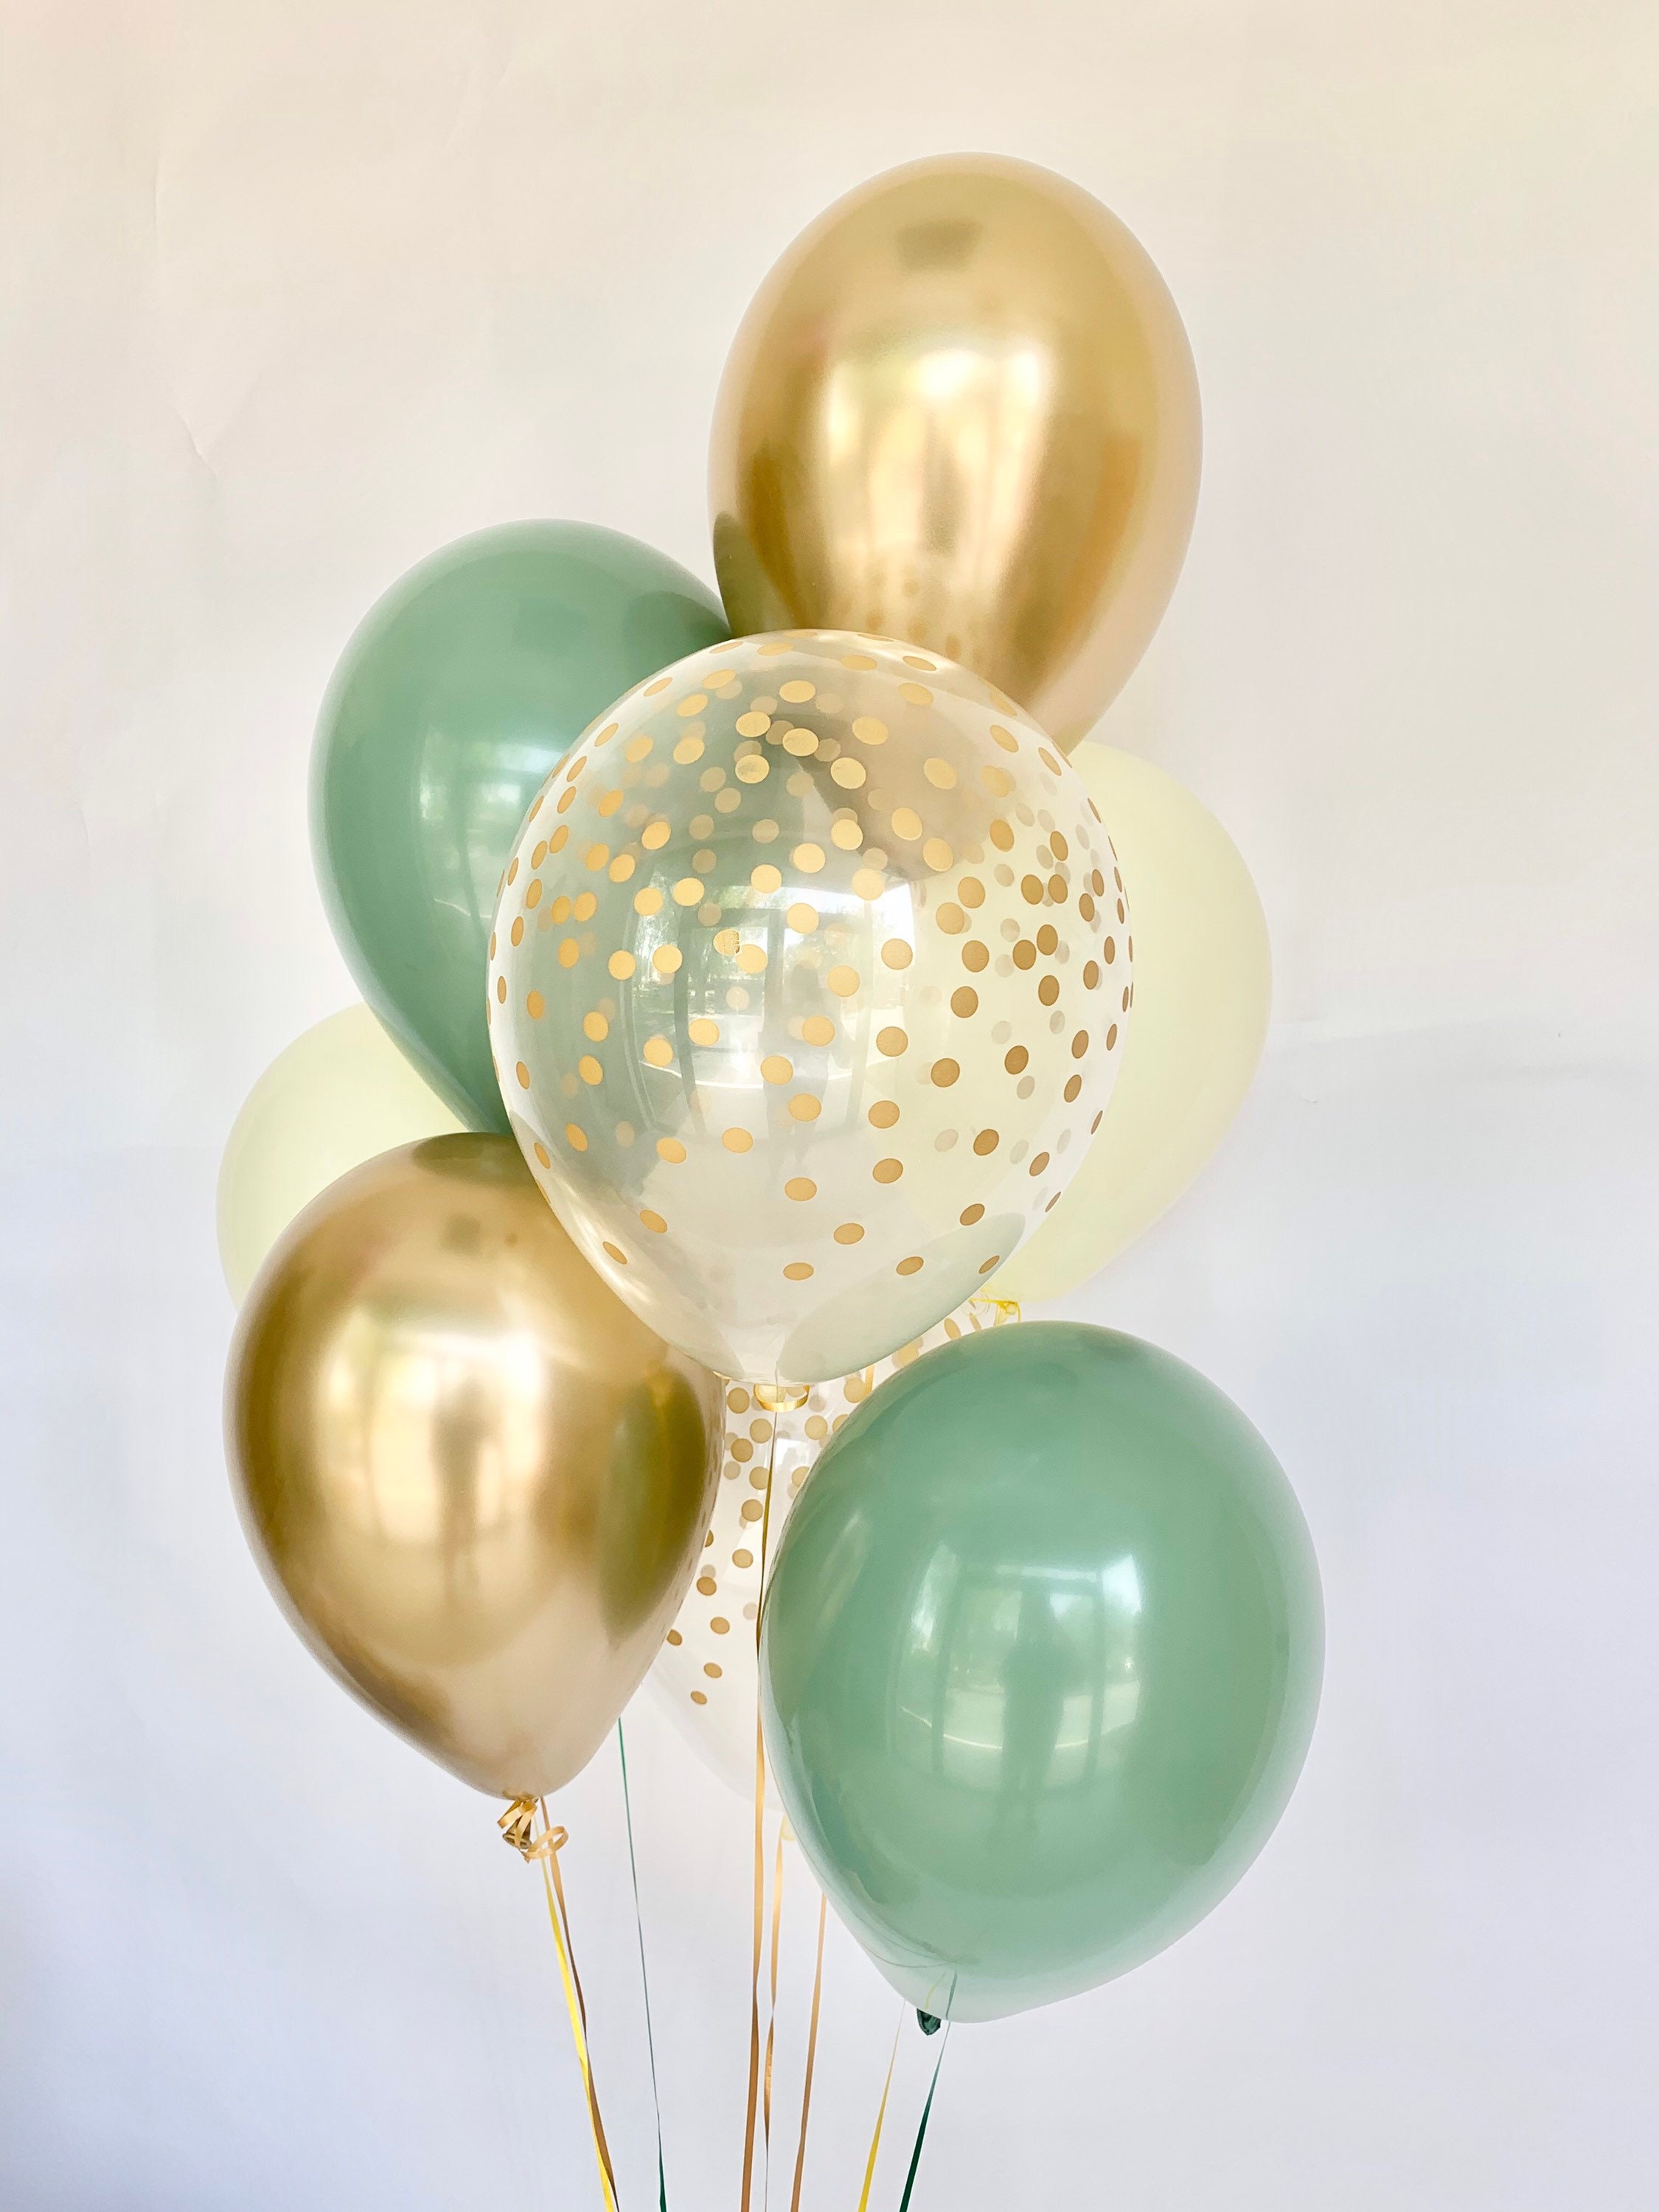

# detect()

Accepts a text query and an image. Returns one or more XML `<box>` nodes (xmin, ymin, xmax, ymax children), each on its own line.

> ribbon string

<box><xmin>739</xmin><ymin>1410</ymin><xmax>783</xmax><ymax>2212</ymax></box>
<box><xmin>854</xmin><ymin>2009</ymin><xmax>905</xmax><ymax>2212</ymax></box>
<box><xmin>787</xmin><ymin>1894</ymin><xmax>828</xmax><ymax>2212</ymax></box>
<box><xmin>897</xmin><ymin>2023</ymin><xmax>951</xmax><ymax>2212</ymax></box>
<box><xmin>616</xmin><ymin>1720</ymin><xmax>669</xmax><ymax>2212</ymax></box>
<box><xmin>499</xmin><ymin>1797</ymin><xmax>620</xmax><ymax>2212</ymax></box>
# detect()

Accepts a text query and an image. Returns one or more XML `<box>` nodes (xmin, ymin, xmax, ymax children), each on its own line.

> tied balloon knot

<box><xmin>498</xmin><ymin>1796</ymin><xmax>568</xmax><ymax>1862</ymax></box>
<box><xmin>985</xmin><ymin>1298</ymin><xmax>1022</xmax><ymax>1326</ymax></box>
<box><xmin>754</xmin><ymin>1381</ymin><xmax>810</xmax><ymax>1412</ymax></box>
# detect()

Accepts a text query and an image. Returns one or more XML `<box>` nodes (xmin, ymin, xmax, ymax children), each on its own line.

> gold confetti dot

<box><xmin>736</xmin><ymin>942</ymin><xmax>768</xmax><ymax>975</ymax></box>
<box><xmin>898</xmin><ymin>682</ymin><xmax>932</xmax><ymax>706</ymax></box>
<box><xmin>881</xmin><ymin>939</ymin><xmax>913</xmax><ymax>970</ymax></box>
<box><xmin>783</xmin><ymin>726</ymin><xmax>818</xmax><ymax>757</ymax></box>
<box><xmin>1071</xmin><ymin>1029</ymin><xmax>1091</xmax><ymax>1058</ymax></box>
<box><xmin>733</xmin><ymin>1546</ymin><xmax>755</xmax><ymax>1567</ymax></box>
<box><xmin>495</xmin><ymin>975</ymin><xmax>507</xmax><ymax>1004</ymax></box>
<box><xmin>1038</xmin><ymin>975</ymin><xmax>1060</xmax><ymax>1006</ymax></box>
<box><xmin>643</xmin><ymin>1037</ymin><xmax>675</xmax><ymax>1068</ymax></box>
<box><xmin>673</xmin><ymin>735</ymin><xmax>706</xmax><ymax>765</ymax></box>
<box><xmin>752</xmin><ymin>818</ymin><xmax>779</xmax><ymax>844</ymax></box>
<box><xmin>558</xmin><ymin>939</ymin><xmax>580</xmax><ymax>970</ymax></box>
<box><xmin>831</xmin><ymin>757</ymin><xmax>866</xmax><ymax>788</ymax></box>
<box><xmin>525</xmin><ymin>879</ymin><xmax>543</xmax><ymax>909</ymax></box>
<box><xmin>978</xmin><ymin>1253</ymin><xmax>1003</xmax><ymax>1275</ymax></box>
<box><xmin>608</xmin><ymin>952</ymin><xmax>636</xmax><ymax>980</ymax></box>
<box><xmin>833</xmin><ymin>1222</ymin><xmax>865</xmax><ymax>1245</ymax></box>
<box><xmin>973</xmin><ymin>1128</ymin><xmax>1001</xmax><ymax>1155</ymax></box>
<box><xmin>922</xmin><ymin>838</ymin><xmax>953</xmax><ymax>871</ymax></box>
<box><xmin>877</xmin><ymin>1026</ymin><xmax>908</xmax><ymax>1057</ymax></box>
<box><xmin>932</xmin><ymin>1058</ymin><xmax>960</xmax><ymax>1086</ymax></box>
<box><xmin>626</xmin><ymin>736</ymin><xmax>654</xmax><ymax>764</ymax></box>
<box><xmin>842</xmin><ymin>652</ymin><xmax>877</xmax><ymax>669</ymax></box>
<box><xmin>744</xmin><ymin>864</ymin><xmax>780</xmax><ymax>897</ymax></box>
<box><xmin>869</xmin><ymin>1100</ymin><xmax>900</xmax><ymax>1129</ymax></box>
<box><xmin>779</xmin><ymin>679</ymin><xmax>816</xmax><ymax>703</ymax></box>
<box><xmin>1021</xmin><ymin>874</ymin><xmax>1044</xmax><ymax>904</ymax></box>
<box><xmin>1065</xmin><ymin>1074</ymin><xmax>1083</xmax><ymax>1102</ymax></box>
<box><xmin>787</xmin><ymin>1093</ymin><xmax>821</xmax><ymax>1122</ymax></box>
<box><xmin>923</xmin><ymin>757</ymin><xmax>957</xmax><ymax>790</ymax></box>
<box><xmin>673</xmin><ymin>877</ymin><xmax>705</xmax><ymax>906</ymax></box>
<box><xmin>686</xmin><ymin>1017</ymin><xmax>720</xmax><ymax>1047</ymax></box>
<box><xmin>566</xmin><ymin>1123</ymin><xmax>589</xmax><ymax>1152</ymax></box>
<box><xmin>689</xmin><ymin>1688</ymin><xmax>707</xmax><ymax>1705</ymax></box>
<box><xmin>761</xmin><ymin>1054</ymin><xmax>793</xmax><ymax>1085</ymax></box>
<box><xmin>641</xmin><ymin>1208</ymin><xmax>667</xmax><ymax>1234</ymax></box>
<box><xmin>657</xmin><ymin>1137</ymin><xmax>686</xmax><ymax>1163</ymax></box>
<box><xmin>642</xmin><ymin>820</ymin><xmax>670</xmax><ymax>850</ymax></box>
<box><xmin>936</xmin><ymin>903</ymin><xmax>967</xmax><ymax>933</ymax></box>
<box><xmin>785</xmin><ymin>902</ymin><xmax>818</xmax><ymax>935</ymax></box>
<box><xmin>578</xmin><ymin>1055</ymin><xmax>603</xmax><ymax>1085</ymax></box>
<box><xmin>602</xmin><ymin>1239</ymin><xmax>627</xmax><ymax>1263</ymax></box>
<box><xmin>515</xmin><ymin>1062</ymin><xmax>530</xmax><ymax>1089</ymax></box>
<box><xmin>959</xmin><ymin>1202</ymin><xmax>984</xmax><ymax>1225</ymax></box>
<box><xmin>1013</xmin><ymin>941</ymin><xmax>1037</xmax><ymax>971</ymax></box>
<box><xmin>510</xmin><ymin>918</ymin><xmax>525</xmax><ymax>945</ymax></box>
<box><xmin>723</xmin><ymin>1127</ymin><xmax>754</xmax><ymax>1152</ymax></box>
<box><xmin>896</xmin><ymin>1254</ymin><xmax>924</xmax><ymax>1275</ymax></box>
<box><xmin>653</xmin><ymin>945</ymin><xmax>683</xmax><ymax>975</ymax></box>
<box><xmin>552</xmin><ymin>896</ymin><xmax>573</xmax><ymax>924</ymax></box>
<box><xmin>1038</xmin><ymin>746</ymin><xmax>1062</xmax><ymax>774</ymax></box>
<box><xmin>890</xmin><ymin>807</ymin><xmax>922</xmax><ymax>841</ymax></box>
<box><xmin>703</xmin><ymin>1662</ymin><xmax>723</xmax><ymax>1680</ymax></box>
<box><xmin>950</xmin><ymin>987</ymin><xmax>978</xmax><ymax>1017</ymax></box>
<box><xmin>990</xmin><ymin>819</ymin><xmax>1015</xmax><ymax>852</ymax></box>
<box><xmin>736</xmin><ymin>711</ymin><xmax>771</xmax><ymax>737</ymax></box>
<box><xmin>736</xmin><ymin>754</ymin><xmax>771</xmax><ymax>784</ymax></box>
<box><xmin>831</xmin><ymin>820</ymin><xmax>865</xmax><ymax>852</ymax></box>
<box><xmin>697</xmin><ymin>1573</ymin><xmax>717</xmax><ymax>1596</ymax></box>
<box><xmin>827</xmin><ymin>965</ymin><xmax>860</xmax><ymax>997</ymax></box>
<box><xmin>608</xmin><ymin>854</ymin><xmax>636</xmax><ymax>885</ymax></box>
<box><xmin>852</xmin><ymin>867</ymin><xmax>884</xmax><ymax>898</ymax></box>
<box><xmin>852</xmin><ymin>717</ymin><xmax>888</xmax><ymax>746</ymax></box>
<box><xmin>635</xmin><ymin>886</ymin><xmax>664</xmax><ymax>916</ymax></box>
<box><xmin>711</xmin><ymin>1617</ymin><xmax>731</xmax><ymax>1635</ymax></box>
<box><xmin>785</xmin><ymin>1177</ymin><xmax>816</xmax><ymax>1202</ymax></box>
<box><xmin>801</xmin><ymin>1014</ymin><xmax>835</xmax><ymax>1046</ymax></box>
<box><xmin>783</xmin><ymin>1261</ymin><xmax>814</xmax><ymax>1281</ymax></box>
<box><xmin>526</xmin><ymin>990</ymin><xmax>546</xmax><ymax>1020</ymax></box>
<box><xmin>873</xmin><ymin>1158</ymin><xmax>903</xmax><ymax>1183</ymax></box>
<box><xmin>792</xmin><ymin>842</ymin><xmax>825</xmax><ymax>873</ymax></box>
<box><xmin>1029</xmin><ymin>1151</ymin><xmax>1051</xmax><ymax>1178</ymax></box>
<box><xmin>677</xmin><ymin>693</ymin><xmax>709</xmax><ymax>718</ymax></box>
<box><xmin>507</xmin><ymin>858</ymin><xmax>520</xmax><ymax>886</ymax></box>
<box><xmin>1005</xmin><ymin>1044</ymin><xmax>1030</xmax><ymax>1074</ymax></box>
<box><xmin>549</xmin><ymin>825</ymin><xmax>568</xmax><ymax>852</ymax></box>
<box><xmin>585</xmin><ymin>844</ymin><xmax>611</xmax><ymax>874</ymax></box>
<box><xmin>1106</xmin><ymin>1021</ymin><xmax>1120</xmax><ymax>1050</ymax></box>
<box><xmin>989</xmin><ymin>723</ymin><xmax>1018</xmax><ymax>753</ymax></box>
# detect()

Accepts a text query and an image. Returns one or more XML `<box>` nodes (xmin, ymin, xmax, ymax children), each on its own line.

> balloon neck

<box><xmin>498</xmin><ymin>1796</ymin><xmax>568</xmax><ymax>1862</ymax></box>
<box><xmin>917</xmin><ymin>2010</ymin><xmax>943</xmax><ymax>2036</ymax></box>
<box><xmin>753</xmin><ymin>1381</ymin><xmax>810</xmax><ymax>1412</ymax></box>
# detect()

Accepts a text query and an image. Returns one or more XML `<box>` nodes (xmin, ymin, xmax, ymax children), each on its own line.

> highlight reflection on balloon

<box><xmin>227</xmin><ymin>1135</ymin><xmax>723</xmax><ymax>1799</ymax></box>
<box><xmin>490</xmin><ymin>632</ymin><xmax>1130</xmax><ymax>1385</ymax></box>
<box><xmin>711</xmin><ymin>156</ymin><xmax>1201</xmax><ymax>751</ymax></box>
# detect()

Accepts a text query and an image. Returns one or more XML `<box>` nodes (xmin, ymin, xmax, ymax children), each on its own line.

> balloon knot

<box><xmin>498</xmin><ymin>1796</ymin><xmax>568</xmax><ymax>1861</ymax></box>
<box><xmin>917</xmin><ymin>2010</ymin><xmax>943</xmax><ymax>2035</ymax></box>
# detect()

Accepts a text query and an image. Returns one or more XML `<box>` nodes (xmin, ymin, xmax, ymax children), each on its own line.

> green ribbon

<box><xmin>897</xmin><ymin>2020</ymin><xmax>950</xmax><ymax>2212</ymax></box>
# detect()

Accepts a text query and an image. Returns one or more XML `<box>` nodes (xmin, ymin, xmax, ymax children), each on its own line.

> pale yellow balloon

<box><xmin>990</xmin><ymin>748</ymin><xmax>1270</xmax><ymax>1301</ymax></box>
<box><xmin>216</xmin><ymin>1004</ymin><xmax>462</xmax><ymax>1302</ymax></box>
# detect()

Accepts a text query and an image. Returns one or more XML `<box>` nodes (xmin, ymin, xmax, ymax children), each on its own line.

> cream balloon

<box><xmin>990</xmin><ymin>747</ymin><xmax>1270</xmax><ymax>1302</ymax></box>
<box><xmin>490</xmin><ymin>632</ymin><xmax>1129</xmax><ymax>1386</ymax></box>
<box><xmin>647</xmin><ymin>1295</ymin><xmax>1017</xmax><ymax>1799</ymax></box>
<box><xmin>216</xmin><ymin>1004</ymin><xmax>462</xmax><ymax>1301</ymax></box>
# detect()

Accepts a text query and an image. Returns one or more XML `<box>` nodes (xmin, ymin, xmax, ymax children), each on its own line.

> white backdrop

<box><xmin>3</xmin><ymin>1</ymin><xmax>1657</xmax><ymax>2205</ymax></box>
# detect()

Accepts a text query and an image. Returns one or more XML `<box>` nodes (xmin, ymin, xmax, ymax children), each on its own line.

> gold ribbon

<box><xmin>739</xmin><ymin>1407</ymin><xmax>790</xmax><ymax>2212</ymax></box>
<box><xmin>500</xmin><ymin>1797</ymin><xmax>620</xmax><ymax>2212</ymax></box>
<box><xmin>855</xmin><ymin>2008</ymin><xmax>905</xmax><ymax>2212</ymax></box>
<box><xmin>787</xmin><ymin>1893</ymin><xmax>828</xmax><ymax>2212</ymax></box>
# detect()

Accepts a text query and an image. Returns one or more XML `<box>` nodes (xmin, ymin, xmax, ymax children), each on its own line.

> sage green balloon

<box><xmin>760</xmin><ymin>1323</ymin><xmax>1323</xmax><ymax>2023</ymax></box>
<box><xmin>312</xmin><ymin>522</ymin><xmax>728</xmax><ymax>1131</ymax></box>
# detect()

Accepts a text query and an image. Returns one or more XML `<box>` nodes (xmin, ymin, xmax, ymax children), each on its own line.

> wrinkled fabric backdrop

<box><xmin>1</xmin><ymin>2</ymin><xmax>1655</xmax><ymax>2206</ymax></box>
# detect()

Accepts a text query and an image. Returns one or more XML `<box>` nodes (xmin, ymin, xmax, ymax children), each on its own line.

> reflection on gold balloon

<box><xmin>490</xmin><ymin>633</ymin><xmax>1129</xmax><ymax>1387</ymax></box>
<box><xmin>710</xmin><ymin>155</ymin><xmax>1200</xmax><ymax>751</ymax></box>
<box><xmin>226</xmin><ymin>1135</ymin><xmax>723</xmax><ymax>1798</ymax></box>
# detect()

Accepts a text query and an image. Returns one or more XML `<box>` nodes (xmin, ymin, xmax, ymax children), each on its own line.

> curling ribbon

<box><xmin>787</xmin><ymin>1894</ymin><xmax>828</xmax><ymax>2212</ymax></box>
<box><xmin>737</xmin><ymin>1413</ymin><xmax>782</xmax><ymax>2212</ymax></box>
<box><xmin>616</xmin><ymin>1719</ymin><xmax>669</xmax><ymax>2212</ymax></box>
<box><xmin>499</xmin><ymin>1797</ymin><xmax>620</xmax><ymax>2212</ymax></box>
<box><xmin>854</xmin><ymin>2009</ymin><xmax>905</xmax><ymax>2212</ymax></box>
<box><xmin>897</xmin><ymin>2022</ymin><xmax>952</xmax><ymax>2212</ymax></box>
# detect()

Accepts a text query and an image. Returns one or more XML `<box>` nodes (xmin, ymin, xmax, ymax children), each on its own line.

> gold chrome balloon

<box><xmin>226</xmin><ymin>1135</ymin><xmax>723</xmax><ymax>1798</ymax></box>
<box><xmin>490</xmin><ymin>633</ymin><xmax>1130</xmax><ymax>1387</ymax></box>
<box><xmin>710</xmin><ymin>156</ymin><xmax>1201</xmax><ymax>751</ymax></box>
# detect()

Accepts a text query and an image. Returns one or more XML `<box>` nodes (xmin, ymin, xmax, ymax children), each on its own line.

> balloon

<box><xmin>490</xmin><ymin>631</ymin><xmax>1130</xmax><ymax>1385</ymax></box>
<box><xmin>648</xmin><ymin>1295</ymin><xmax>1015</xmax><ymax>1799</ymax></box>
<box><xmin>710</xmin><ymin>156</ymin><xmax>1200</xmax><ymax>753</ymax></box>
<box><xmin>761</xmin><ymin>1322</ymin><xmax>1323</xmax><ymax>2023</ymax></box>
<box><xmin>992</xmin><ymin>747</ymin><xmax>1270</xmax><ymax>1301</ymax></box>
<box><xmin>226</xmin><ymin>1135</ymin><xmax>723</xmax><ymax>1799</ymax></box>
<box><xmin>216</xmin><ymin>1004</ymin><xmax>461</xmax><ymax>1303</ymax></box>
<box><xmin>312</xmin><ymin>522</ymin><xmax>729</xmax><ymax>1133</ymax></box>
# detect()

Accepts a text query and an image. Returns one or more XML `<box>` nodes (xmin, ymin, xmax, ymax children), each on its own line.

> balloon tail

<box><xmin>897</xmin><ymin>2021</ymin><xmax>952</xmax><ymax>2212</ymax></box>
<box><xmin>855</xmin><ymin>2008</ymin><xmax>905</xmax><ymax>2212</ymax></box>
<box><xmin>498</xmin><ymin>1798</ymin><xmax>620</xmax><ymax>2212</ymax></box>
<box><xmin>787</xmin><ymin>1894</ymin><xmax>828</xmax><ymax>2212</ymax></box>
<box><xmin>616</xmin><ymin>1722</ymin><xmax>669</xmax><ymax>2212</ymax></box>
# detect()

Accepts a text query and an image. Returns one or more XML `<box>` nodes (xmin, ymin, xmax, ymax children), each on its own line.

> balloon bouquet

<box><xmin>221</xmin><ymin>157</ymin><xmax>1321</xmax><ymax>2204</ymax></box>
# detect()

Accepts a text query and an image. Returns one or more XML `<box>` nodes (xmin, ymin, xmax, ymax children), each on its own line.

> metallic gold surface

<box><xmin>227</xmin><ymin>1135</ymin><xmax>723</xmax><ymax>1798</ymax></box>
<box><xmin>710</xmin><ymin>156</ymin><xmax>1201</xmax><ymax>751</ymax></box>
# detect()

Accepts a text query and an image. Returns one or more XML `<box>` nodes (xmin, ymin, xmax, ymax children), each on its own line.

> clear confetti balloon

<box><xmin>490</xmin><ymin>633</ymin><xmax>1130</xmax><ymax>1384</ymax></box>
<box><xmin>648</xmin><ymin>1297</ymin><xmax>1018</xmax><ymax>1801</ymax></box>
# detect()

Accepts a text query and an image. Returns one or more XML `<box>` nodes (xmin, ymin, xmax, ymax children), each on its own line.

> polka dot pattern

<box><xmin>491</xmin><ymin>633</ymin><xmax>1128</xmax><ymax>1384</ymax></box>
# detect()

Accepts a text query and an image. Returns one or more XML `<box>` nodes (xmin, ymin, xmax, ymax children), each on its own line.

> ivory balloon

<box><xmin>992</xmin><ymin>748</ymin><xmax>1270</xmax><ymax>1303</ymax></box>
<box><xmin>710</xmin><ymin>156</ymin><xmax>1201</xmax><ymax>751</ymax></box>
<box><xmin>226</xmin><ymin>1136</ymin><xmax>723</xmax><ymax>1801</ymax></box>
<box><xmin>490</xmin><ymin>632</ymin><xmax>1130</xmax><ymax>1385</ymax></box>
<box><xmin>648</xmin><ymin>1295</ymin><xmax>1016</xmax><ymax>1799</ymax></box>
<box><xmin>216</xmin><ymin>1004</ymin><xmax>461</xmax><ymax>1303</ymax></box>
